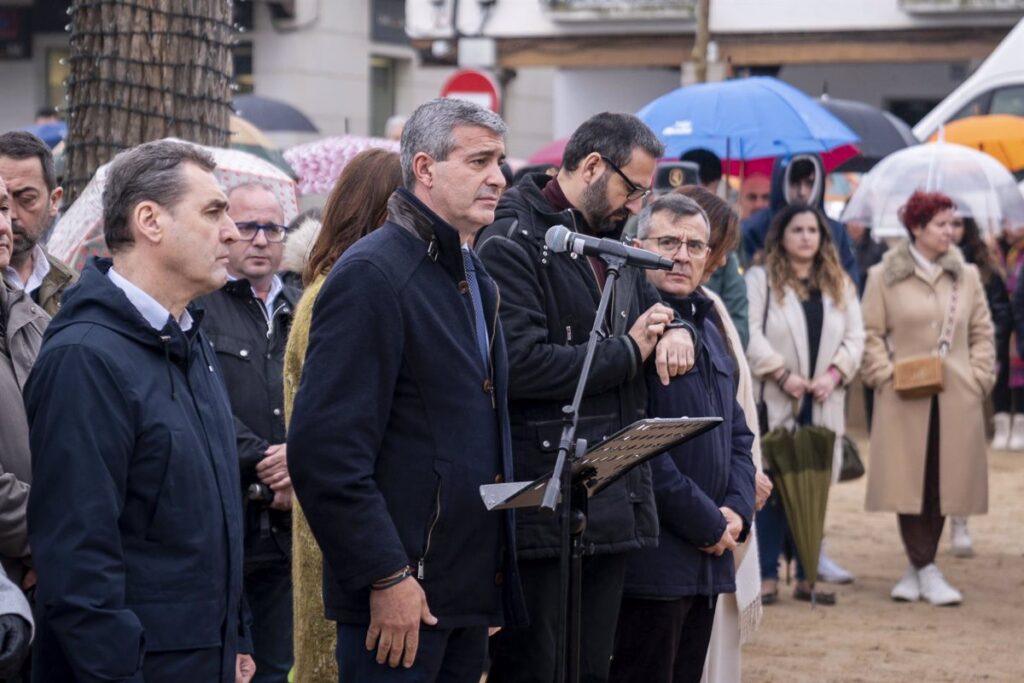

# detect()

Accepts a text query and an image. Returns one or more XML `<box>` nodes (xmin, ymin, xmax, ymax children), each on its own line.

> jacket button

<box><xmin>494</xmin><ymin>474</ymin><xmax>504</xmax><ymax>483</ymax></box>
<box><xmin>494</xmin><ymin>572</ymin><xmax>504</xmax><ymax>585</ymax></box>
<box><xmin>273</xmin><ymin>408</ymin><xmax>282</xmax><ymax>416</ymax></box>
<box><xmin>542</xmin><ymin>440</ymin><xmax>552</xmax><ymax>448</ymax></box>
<box><xmin>483</xmin><ymin>378</ymin><xmax>493</xmax><ymax>393</ymax></box>
<box><xmin>240</xmin><ymin>349</ymin><xmax>249</xmax><ymax>357</ymax></box>
<box><xmin>458</xmin><ymin>281</ymin><xmax>470</xmax><ymax>294</ymax></box>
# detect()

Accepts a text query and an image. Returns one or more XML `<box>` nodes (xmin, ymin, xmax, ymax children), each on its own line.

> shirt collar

<box><xmin>107</xmin><ymin>267</ymin><xmax>193</xmax><ymax>332</ymax></box>
<box><xmin>228</xmin><ymin>273</ymin><xmax>284</xmax><ymax>318</ymax></box>
<box><xmin>3</xmin><ymin>244</ymin><xmax>51</xmax><ymax>295</ymax></box>
<box><xmin>908</xmin><ymin>242</ymin><xmax>938</xmax><ymax>276</ymax></box>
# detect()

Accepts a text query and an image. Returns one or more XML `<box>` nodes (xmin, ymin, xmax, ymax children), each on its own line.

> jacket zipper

<box><xmin>418</xmin><ymin>481</ymin><xmax>443</xmax><ymax>580</ymax></box>
<box><xmin>486</xmin><ymin>286</ymin><xmax>500</xmax><ymax>409</ymax></box>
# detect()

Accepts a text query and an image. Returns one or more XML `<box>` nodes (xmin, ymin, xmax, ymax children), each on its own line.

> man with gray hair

<box><xmin>289</xmin><ymin>98</ymin><xmax>525</xmax><ymax>681</ymax></box>
<box><xmin>611</xmin><ymin>194</ymin><xmax>756</xmax><ymax>683</ymax></box>
<box><xmin>24</xmin><ymin>140</ymin><xmax>255</xmax><ymax>683</ymax></box>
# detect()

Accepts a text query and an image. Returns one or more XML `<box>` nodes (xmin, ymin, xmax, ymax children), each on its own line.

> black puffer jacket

<box><xmin>475</xmin><ymin>174</ymin><xmax>659</xmax><ymax>559</ymax></box>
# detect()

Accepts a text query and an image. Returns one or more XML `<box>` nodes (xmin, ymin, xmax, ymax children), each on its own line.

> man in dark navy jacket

<box><xmin>612</xmin><ymin>194</ymin><xmax>756</xmax><ymax>683</ymax></box>
<box><xmin>24</xmin><ymin>140</ymin><xmax>254</xmax><ymax>682</ymax></box>
<box><xmin>288</xmin><ymin>98</ymin><xmax>525</xmax><ymax>682</ymax></box>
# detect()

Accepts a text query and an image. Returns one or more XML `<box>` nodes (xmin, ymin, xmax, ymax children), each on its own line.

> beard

<box><xmin>11</xmin><ymin>214</ymin><xmax>54</xmax><ymax>260</ymax></box>
<box><xmin>578</xmin><ymin>172</ymin><xmax>629</xmax><ymax>236</ymax></box>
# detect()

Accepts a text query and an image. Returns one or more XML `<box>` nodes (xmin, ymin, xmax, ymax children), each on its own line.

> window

<box><xmin>990</xmin><ymin>85</ymin><xmax>1024</xmax><ymax>117</ymax></box>
<box><xmin>370</xmin><ymin>57</ymin><xmax>397</xmax><ymax>138</ymax></box>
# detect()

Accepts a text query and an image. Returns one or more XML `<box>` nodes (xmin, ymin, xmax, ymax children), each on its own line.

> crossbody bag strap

<box><xmin>937</xmin><ymin>277</ymin><xmax>960</xmax><ymax>357</ymax></box>
<box><xmin>759</xmin><ymin>280</ymin><xmax>771</xmax><ymax>403</ymax></box>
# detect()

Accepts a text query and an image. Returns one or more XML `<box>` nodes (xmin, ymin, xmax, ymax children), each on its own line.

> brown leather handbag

<box><xmin>892</xmin><ymin>278</ymin><xmax>960</xmax><ymax>399</ymax></box>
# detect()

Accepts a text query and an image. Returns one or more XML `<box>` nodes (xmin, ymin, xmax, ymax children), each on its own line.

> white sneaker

<box><xmin>890</xmin><ymin>566</ymin><xmax>920</xmax><ymax>602</ymax></box>
<box><xmin>818</xmin><ymin>548</ymin><xmax>855</xmax><ymax>584</ymax></box>
<box><xmin>950</xmin><ymin>516</ymin><xmax>974</xmax><ymax>558</ymax></box>
<box><xmin>991</xmin><ymin>412</ymin><xmax>1011</xmax><ymax>450</ymax></box>
<box><xmin>1009</xmin><ymin>414</ymin><xmax>1024</xmax><ymax>451</ymax></box>
<box><xmin>917</xmin><ymin>564</ymin><xmax>962</xmax><ymax>606</ymax></box>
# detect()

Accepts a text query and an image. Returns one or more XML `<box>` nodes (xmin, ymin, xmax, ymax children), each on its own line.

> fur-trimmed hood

<box><xmin>280</xmin><ymin>215</ymin><xmax>322</xmax><ymax>275</ymax></box>
<box><xmin>880</xmin><ymin>239</ymin><xmax>963</xmax><ymax>286</ymax></box>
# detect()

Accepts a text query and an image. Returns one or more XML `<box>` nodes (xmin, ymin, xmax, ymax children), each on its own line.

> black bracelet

<box><xmin>371</xmin><ymin>566</ymin><xmax>413</xmax><ymax>591</ymax></box>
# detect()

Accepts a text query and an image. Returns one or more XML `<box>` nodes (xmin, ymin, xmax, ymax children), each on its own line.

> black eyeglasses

<box><xmin>235</xmin><ymin>221</ymin><xmax>288</xmax><ymax>243</ymax></box>
<box><xmin>600</xmin><ymin>155</ymin><xmax>652</xmax><ymax>202</ymax></box>
<box><xmin>642</xmin><ymin>236</ymin><xmax>710</xmax><ymax>259</ymax></box>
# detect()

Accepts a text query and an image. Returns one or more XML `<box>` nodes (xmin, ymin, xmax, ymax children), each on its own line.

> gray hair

<box><xmin>103</xmin><ymin>140</ymin><xmax>216</xmax><ymax>254</ymax></box>
<box><xmin>636</xmin><ymin>193</ymin><xmax>711</xmax><ymax>241</ymax></box>
<box><xmin>400</xmin><ymin>98</ymin><xmax>507</xmax><ymax>189</ymax></box>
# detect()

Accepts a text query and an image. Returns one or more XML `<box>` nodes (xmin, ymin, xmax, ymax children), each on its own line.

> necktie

<box><xmin>462</xmin><ymin>249</ymin><xmax>491</xmax><ymax>373</ymax></box>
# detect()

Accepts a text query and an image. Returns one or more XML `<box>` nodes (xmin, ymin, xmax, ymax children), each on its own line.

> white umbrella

<box><xmin>841</xmin><ymin>141</ymin><xmax>1024</xmax><ymax>238</ymax></box>
<box><xmin>48</xmin><ymin>139</ymin><xmax>299</xmax><ymax>272</ymax></box>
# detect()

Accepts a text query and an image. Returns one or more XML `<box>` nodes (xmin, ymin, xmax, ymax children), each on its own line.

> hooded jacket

<box><xmin>288</xmin><ymin>188</ymin><xmax>526</xmax><ymax>629</ymax></box>
<box><xmin>740</xmin><ymin>154</ymin><xmax>860</xmax><ymax>287</ymax></box>
<box><xmin>25</xmin><ymin>259</ymin><xmax>249</xmax><ymax>683</ymax></box>
<box><xmin>475</xmin><ymin>173</ymin><xmax>660</xmax><ymax>559</ymax></box>
<box><xmin>624</xmin><ymin>290</ymin><xmax>756</xmax><ymax>598</ymax></box>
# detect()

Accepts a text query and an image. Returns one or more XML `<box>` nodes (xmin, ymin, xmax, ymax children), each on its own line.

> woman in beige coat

<box><xmin>861</xmin><ymin>190</ymin><xmax>995</xmax><ymax>606</ymax></box>
<box><xmin>746</xmin><ymin>203</ymin><xmax>864</xmax><ymax>605</ymax></box>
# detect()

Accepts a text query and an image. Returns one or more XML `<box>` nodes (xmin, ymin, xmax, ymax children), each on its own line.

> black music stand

<box><xmin>480</xmin><ymin>416</ymin><xmax>722</xmax><ymax>682</ymax></box>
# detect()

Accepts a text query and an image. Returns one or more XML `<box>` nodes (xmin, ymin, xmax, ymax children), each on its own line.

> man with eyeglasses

<box><xmin>197</xmin><ymin>182</ymin><xmax>300</xmax><ymax>683</ymax></box>
<box><xmin>610</xmin><ymin>193</ymin><xmax>755</xmax><ymax>683</ymax></box>
<box><xmin>477</xmin><ymin>112</ymin><xmax>699</xmax><ymax>683</ymax></box>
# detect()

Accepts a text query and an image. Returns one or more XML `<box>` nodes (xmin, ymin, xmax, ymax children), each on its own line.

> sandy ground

<box><xmin>743</xmin><ymin>431</ymin><xmax>1024</xmax><ymax>682</ymax></box>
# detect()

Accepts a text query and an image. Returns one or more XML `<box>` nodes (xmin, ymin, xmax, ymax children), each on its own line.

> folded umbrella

<box><xmin>760</xmin><ymin>423</ymin><xmax>835</xmax><ymax>594</ymax></box>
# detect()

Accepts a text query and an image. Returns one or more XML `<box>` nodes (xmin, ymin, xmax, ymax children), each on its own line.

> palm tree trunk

<box><xmin>64</xmin><ymin>0</ymin><xmax>234</xmax><ymax>204</ymax></box>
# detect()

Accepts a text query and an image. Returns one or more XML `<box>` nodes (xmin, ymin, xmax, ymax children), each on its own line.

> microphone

<box><xmin>545</xmin><ymin>225</ymin><xmax>674</xmax><ymax>271</ymax></box>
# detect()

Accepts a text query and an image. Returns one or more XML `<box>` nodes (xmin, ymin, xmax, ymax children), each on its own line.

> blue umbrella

<box><xmin>21</xmin><ymin>121</ymin><xmax>68</xmax><ymax>148</ymax></box>
<box><xmin>637</xmin><ymin>77</ymin><xmax>859</xmax><ymax>161</ymax></box>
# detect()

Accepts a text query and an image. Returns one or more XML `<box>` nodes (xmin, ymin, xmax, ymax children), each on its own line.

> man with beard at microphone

<box><xmin>476</xmin><ymin>112</ymin><xmax>698</xmax><ymax>683</ymax></box>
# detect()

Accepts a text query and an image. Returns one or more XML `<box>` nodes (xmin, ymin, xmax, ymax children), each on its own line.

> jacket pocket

<box><xmin>207</xmin><ymin>332</ymin><xmax>253</xmax><ymax>364</ymax></box>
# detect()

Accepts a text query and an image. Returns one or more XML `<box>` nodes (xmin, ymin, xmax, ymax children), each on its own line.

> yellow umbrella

<box><xmin>929</xmin><ymin>114</ymin><xmax>1024</xmax><ymax>173</ymax></box>
<box><xmin>229</xmin><ymin>115</ymin><xmax>297</xmax><ymax>179</ymax></box>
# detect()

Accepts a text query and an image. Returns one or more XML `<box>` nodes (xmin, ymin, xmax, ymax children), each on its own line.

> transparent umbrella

<box><xmin>841</xmin><ymin>141</ymin><xmax>1024</xmax><ymax>238</ymax></box>
<box><xmin>48</xmin><ymin>139</ymin><xmax>299</xmax><ymax>272</ymax></box>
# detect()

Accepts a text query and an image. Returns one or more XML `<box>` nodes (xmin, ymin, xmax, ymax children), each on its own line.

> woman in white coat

<box><xmin>746</xmin><ymin>203</ymin><xmax>864</xmax><ymax>605</ymax></box>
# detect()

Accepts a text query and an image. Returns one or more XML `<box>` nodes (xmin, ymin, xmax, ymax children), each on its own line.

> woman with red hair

<box><xmin>861</xmin><ymin>190</ymin><xmax>995</xmax><ymax>606</ymax></box>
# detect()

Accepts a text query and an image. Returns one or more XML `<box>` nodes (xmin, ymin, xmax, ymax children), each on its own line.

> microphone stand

<box><xmin>541</xmin><ymin>252</ymin><xmax>627</xmax><ymax>683</ymax></box>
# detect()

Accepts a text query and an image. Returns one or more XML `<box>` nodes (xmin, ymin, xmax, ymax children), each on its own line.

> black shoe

<box><xmin>793</xmin><ymin>585</ymin><xmax>836</xmax><ymax>605</ymax></box>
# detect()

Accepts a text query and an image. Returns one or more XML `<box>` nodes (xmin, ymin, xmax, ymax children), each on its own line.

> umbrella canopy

<box><xmin>841</xmin><ymin>141</ymin><xmax>1024</xmax><ymax>237</ymax></box>
<box><xmin>22</xmin><ymin>121</ymin><xmax>68</xmax><ymax>148</ymax></box>
<box><xmin>284</xmin><ymin>135</ymin><xmax>399</xmax><ymax>195</ymax></box>
<box><xmin>819</xmin><ymin>97</ymin><xmax>918</xmax><ymax>173</ymax></box>
<box><xmin>761</xmin><ymin>424</ymin><xmax>835</xmax><ymax>590</ymax></box>
<box><xmin>929</xmin><ymin>114</ymin><xmax>1024</xmax><ymax>176</ymax></box>
<box><xmin>48</xmin><ymin>139</ymin><xmax>299</xmax><ymax>272</ymax></box>
<box><xmin>528</xmin><ymin>138</ymin><xmax>568</xmax><ymax>166</ymax></box>
<box><xmin>637</xmin><ymin>76</ymin><xmax>859</xmax><ymax>161</ymax></box>
<box><xmin>228</xmin><ymin>115</ymin><xmax>297</xmax><ymax>179</ymax></box>
<box><xmin>233</xmin><ymin>94</ymin><xmax>319</xmax><ymax>133</ymax></box>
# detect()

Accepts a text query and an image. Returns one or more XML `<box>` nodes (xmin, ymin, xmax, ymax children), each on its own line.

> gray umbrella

<box><xmin>233</xmin><ymin>94</ymin><xmax>320</xmax><ymax>133</ymax></box>
<box><xmin>820</xmin><ymin>97</ymin><xmax>918</xmax><ymax>172</ymax></box>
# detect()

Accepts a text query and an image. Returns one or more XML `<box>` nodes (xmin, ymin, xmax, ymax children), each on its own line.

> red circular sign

<box><xmin>440</xmin><ymin>69</ymin><xmax>501</xmax><ymax>113</ymax></box>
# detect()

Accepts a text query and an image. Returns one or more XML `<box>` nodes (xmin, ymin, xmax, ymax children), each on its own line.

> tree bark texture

<box><xmin>64</xmin><ymin>0</ymin><xmax>234</xmax><ymax>205</ymax></box>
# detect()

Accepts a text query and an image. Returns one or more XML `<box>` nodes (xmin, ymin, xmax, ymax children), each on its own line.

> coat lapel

<box><xmin>781</xmin><ymin>287</ymin><xmax>810</xmax><ymax>377</ymax></box>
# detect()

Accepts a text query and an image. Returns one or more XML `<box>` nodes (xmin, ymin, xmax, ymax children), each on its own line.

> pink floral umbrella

<box><xmin>284</xmin><ymin>135</ymin><xmax>400</xmax><ymax>196</ymax></box>
<box><xmin>48</xmin><ymin>139</ymin><xmax>299</xmax><ymax>273</ymax></box>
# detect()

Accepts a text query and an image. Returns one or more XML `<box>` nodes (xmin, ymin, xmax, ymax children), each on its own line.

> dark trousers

<box><xmin>245</xmin><ymin>560</ymin><xmax>293</xmax><ymax>683</ymax></box>
<box><xmin>335</xmin><ymin>623</ymin><xmax>487</xmax><ymax>683</ymax></box>
<box><xmin>609</xmin><ymin>595</ymin><xmax>718</xmax><ymax>683</ymax></box>
<box><xmin>992</xmin><ymin>336</ymin><xmax>1012</xmax><ymax>413</ymax></box>
<box><xmin>757</xmin><ymin>479</ymin><xmax>805</xmax><ymax>582</ymax></box>
<box><xmin>898</xmin><ymin>397</ymin><xmax>945</xmax><ymax>569</ymax></box>
<box><xmin>488</xmin><ymin>553</ymin><xmax>628</xmax><ymax>683</ymax></box>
